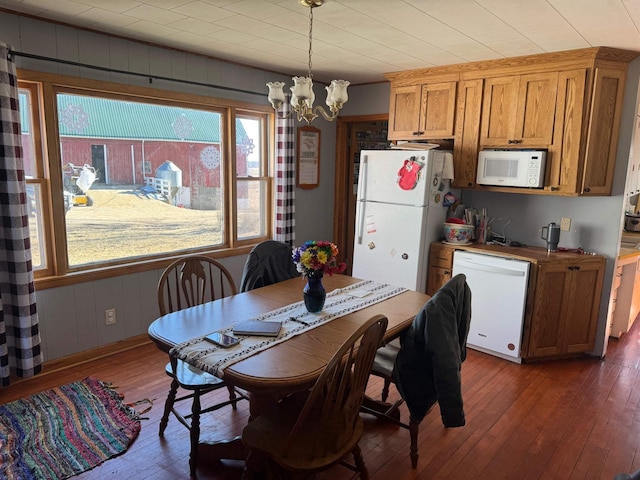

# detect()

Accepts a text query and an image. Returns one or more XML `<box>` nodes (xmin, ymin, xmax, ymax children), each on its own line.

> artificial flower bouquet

<box><xmin>292</xmin><ymin>240</ymin><xmax>347</xmax><ymax>278</ymax></box>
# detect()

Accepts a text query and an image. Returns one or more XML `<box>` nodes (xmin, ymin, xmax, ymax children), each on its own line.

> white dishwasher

<box><xmin>452</xmin><ymin>250</ymin><xmax>530</xmax><ymax>363</ymax></box>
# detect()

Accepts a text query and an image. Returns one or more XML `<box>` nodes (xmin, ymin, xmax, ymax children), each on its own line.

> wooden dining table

<box><xmin>147</xmin><ymin>274</ymin><xmax>430</xmax><ymax>461</ymax></box>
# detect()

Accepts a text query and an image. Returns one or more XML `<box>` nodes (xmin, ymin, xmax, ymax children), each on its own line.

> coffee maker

<box><xmin>541</xmin><ymin>222</ymin><xmax>561</xmax><ymax>252</ymax></box>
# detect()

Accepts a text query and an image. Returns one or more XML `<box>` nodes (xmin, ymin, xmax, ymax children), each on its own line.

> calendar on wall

<box><xmin>297</xmin><ymin>126</ymin><xmax>320</xmax><ymax>189</ymax></box>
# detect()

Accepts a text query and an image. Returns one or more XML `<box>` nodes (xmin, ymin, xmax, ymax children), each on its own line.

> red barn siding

<box><xmin>58</xmin><ymin>138</ymin><xmax>247</xmax><ymax>189</ymax></box>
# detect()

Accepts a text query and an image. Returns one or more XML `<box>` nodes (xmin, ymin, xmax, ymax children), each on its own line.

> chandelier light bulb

<box><xmin>266</xmin><ymin>82</ymin><xmax>286</xmax><ymax>108</ymax></box>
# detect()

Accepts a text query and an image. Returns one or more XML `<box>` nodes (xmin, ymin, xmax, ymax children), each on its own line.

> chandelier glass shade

<box><xmin>266</xmin><ymin>0</ymin><xmax>349</xmax><ymax>124</ymax></box>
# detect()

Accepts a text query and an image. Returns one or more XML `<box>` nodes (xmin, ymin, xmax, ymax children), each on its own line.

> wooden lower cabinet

<box><xmin>524</xmin><ymin>258</ymin><xmax>605</xmax><ymax>359</ymax></box>
<box><xmin>426</xmin><ymin>242</ymin><xmax>453</xmax><ymax>296</ymax></box>
<box><xmin>610</xmin><ymin>257</ymin><xmax>640</xmax><ymax>338</ymax></box>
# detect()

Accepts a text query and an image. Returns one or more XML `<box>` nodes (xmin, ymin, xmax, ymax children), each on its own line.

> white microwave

<box><xmin>477</xmin><ymin>150</ymin><xmax>547</xmax><ymax>188</ymax></box>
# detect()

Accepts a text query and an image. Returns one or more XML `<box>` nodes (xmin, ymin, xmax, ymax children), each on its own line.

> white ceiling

<box><xmin>1</xmin><ymin>0</ymin><xmax>639</xmax><ymax>84</ymax></box>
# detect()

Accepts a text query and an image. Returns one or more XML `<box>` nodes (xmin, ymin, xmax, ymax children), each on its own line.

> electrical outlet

<box><xmin>105</xmin><ymin>308</ymin><xmax>116</xmax><ymax>325</ymax></box>
<box><xmin>560</xmin><ymin>217</ymin><xmax>571</xmax><ymax>231</ymax></box>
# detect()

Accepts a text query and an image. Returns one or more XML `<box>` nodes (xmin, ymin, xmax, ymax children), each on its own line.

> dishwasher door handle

<box><xmin>454</xmin><ymin>259</ymin><xmax>527</xmax><ymax>277</ymax></box>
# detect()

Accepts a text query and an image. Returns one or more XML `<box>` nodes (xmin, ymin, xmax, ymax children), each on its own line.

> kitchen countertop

<box><xmin>619</xmin><ymin>231</ymin><xmax>640</xmax><ymax>262</ymax></box>
<box><xmin>438</xmin><ymin>242</ymin><xmax>605</xmax><ymax>263</ymax></box>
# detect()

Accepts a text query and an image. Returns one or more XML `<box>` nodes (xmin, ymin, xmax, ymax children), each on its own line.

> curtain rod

<box><xmin>9</xmin><ymin>50</ymin><xmax>267</xmax><ymax>99</ymax></box>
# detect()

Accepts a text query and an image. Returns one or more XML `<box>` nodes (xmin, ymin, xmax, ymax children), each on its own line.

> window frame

<box><xmin>19</xmin><ymin>81</ymin><xmax>56</xmax><ymax>278</ymax></box>
<box><xmin>234</xmin><ymin>109</ymin><xmax>272</xmax><ymax>247</ymax></box>
<box><xmin>18</xmin><ymin>69</ymin><xmax>274</xmax><ymax>289</ymax></box>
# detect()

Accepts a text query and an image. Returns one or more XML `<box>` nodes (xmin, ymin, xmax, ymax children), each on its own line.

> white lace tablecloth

<box><xmin>170</xmin><ymin>280</ymin><xmax>407</xmax><ymax>377</ymax></box>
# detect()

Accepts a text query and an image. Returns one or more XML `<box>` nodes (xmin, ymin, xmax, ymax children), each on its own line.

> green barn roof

<box><xmin>53</xmin><ymin>93</ymin><xmax>248</xmax><ymax>143</ymax></box>
<box><xmin>18</xmin><ymin>91</ymin><xmax>249</xmax><ymax>143</ymax></box>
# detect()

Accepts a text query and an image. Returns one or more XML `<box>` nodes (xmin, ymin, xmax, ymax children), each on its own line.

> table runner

<box><xmin>170</xmin><ymin>280</ymin><xmax>407</xmax><ymax>377</ymax></box>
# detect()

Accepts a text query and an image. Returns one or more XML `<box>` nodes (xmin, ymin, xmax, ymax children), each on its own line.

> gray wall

<box><xmin>0</xmin><ymin>11</ymin><xmax>338</xmax><ymax>362</ymax></box>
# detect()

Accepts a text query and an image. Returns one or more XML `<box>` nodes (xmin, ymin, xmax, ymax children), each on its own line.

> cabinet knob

<box><xmin>467</xmin><ymin>182</ymin><xmax>473</xmax><ymax>187</ymax></box>
<box><xmin>412</xmin><ymin>131</ymin><xmax>424</xmax><ymax>136</ymax></box>
<box><xmin>507</xmin><ymin>139</ymin><xmax>522</xmax><ymax>144</ymax></box>
<box><xmin>584</xmin><ymin>187</ymin><xmax>591</xmax><ymax>193</ymax></box>
<box><xmin>550</xmin><ymin>186</ymin><xmax>559</xmax><ymax>191</ymax></box>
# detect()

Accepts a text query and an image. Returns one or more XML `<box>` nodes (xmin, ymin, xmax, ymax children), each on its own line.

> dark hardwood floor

<box><xmin>3</xmin><ymin>322</ymin><xmax>640</xmax><ymax>480</ymax></box>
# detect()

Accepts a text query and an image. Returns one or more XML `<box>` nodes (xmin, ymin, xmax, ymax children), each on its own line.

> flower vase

<box><xmin>303</xmin><ymin>273</ymin><xmax>326</xmax><ymax>313</ymax></box>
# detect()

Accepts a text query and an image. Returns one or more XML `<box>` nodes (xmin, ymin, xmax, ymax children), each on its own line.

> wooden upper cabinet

<box><xmin>547</xmin><ymin>67</ymin><xmax>625</xmax><ymax>195</ymax></box>
<box><xmin>388</xmin><ymin>84</ymin><xmax>421</xmax><ymax>139</ymax></box>
<box><xmin>385</xmin><ymin>47</ymin><xmax>638</xmax><ymax>196</ymax></box>
<box><xmin>581</xmin><ymin>68</ymin><xmax>626</xmax><ymax>195</ymax></box>
<box><xmin>480</xmin><ymin>72</ymin><xmax>558</xmax><ymax>147</ymax></box>
<box><xmin>453</xmin><ymin>79</ymin><xmax>483</xmax><ymax>188</ymax></box>
<box><xmin>388</xmin><ymin>81</ymin><xmax>456</xmax><ymax>140</ymax></box>
<box><xmin>547</xmin><ymin>69</ymin><xmax>587</xmax><ymax>194</ymax></box>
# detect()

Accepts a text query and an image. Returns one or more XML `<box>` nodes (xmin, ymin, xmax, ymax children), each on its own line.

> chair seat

<box><xmin>165</xmin><ymin>360</ymin><xmax>225</xmax><ymax>390</ymax></box>
<box><xmin>242</xmin><ymin>383</ymin><xmax>365</xmax><ymax>472</ymax></box>
<box><xmin>371</xmin><ymin>338</ymin><xmax>401</xmax><ymax>378</ymax></box>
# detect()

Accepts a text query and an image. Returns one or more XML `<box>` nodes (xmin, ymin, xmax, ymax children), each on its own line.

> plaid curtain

<box><xmin>274</xmin><ymin>95</ymin><xmax>295</xmax><ymax>245</ymax></box>
<box><xmin>0</xmin><ymin>42</ymin><xmax>41</xmax><ymax>387</ymax></box>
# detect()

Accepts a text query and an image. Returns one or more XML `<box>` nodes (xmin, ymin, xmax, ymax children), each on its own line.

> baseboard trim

<box><xmin>9</xmin><ymin>334</ymin><xmax>152</xmax><ymax>385</ymax></box>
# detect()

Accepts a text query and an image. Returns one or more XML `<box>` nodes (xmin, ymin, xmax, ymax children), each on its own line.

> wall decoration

<box><xmin>297</xmin><ymin>126</ymin><xmax>320</xmax><ymax>189</ymax></box>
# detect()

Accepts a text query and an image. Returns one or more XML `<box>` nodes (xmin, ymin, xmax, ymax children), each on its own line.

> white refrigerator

<box><xmin>352</xmin><ymin>149</ymin><xmax>456</xmax><ymax>292</ymax></box>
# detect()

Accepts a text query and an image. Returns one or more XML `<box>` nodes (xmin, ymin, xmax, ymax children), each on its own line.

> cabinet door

<box><xmin>528</xmin><ymin>263</ymin><xmax>569</xmax><ymax>357</ymax></box>
<box><xmin>562</xmin><ymin>260</ymin><xmax>604</xmax><ymax>353</ymax></box>
<box><xmin>427</xmin><ymin>266</ymin><xmax>452</xmax><ymax>296</ymax></box>
<box><xmin>426</xmin><ymin>243</ymin><xmax>453</xmax><ymax>296</ymax></box>
<box><xmin>389</xmin><ymin>85</ymin><xmax>422</xmax><ymax>140</ymax></box>
<box><xmin>527</xmin><ymin>259</ymin><xmax>604</xmax><ymax>358</ymax></box>
<box><xmin>480</xmin><ymin>76</ymin><xmax>519</xmax><ymax>146</ymax></box>
<box><xmin>547</xmin><ymin>69</ymin><xmax>587</xmax><ymax>194</ymax></box>
<box><xmin>388</xmin><ymin>84</ymin><xmax>422</xmax><ymax>140</ymax></box>
<box><xmin>581</xmin><ymin>68</ymin><xmax>626</xmax><ymax>195</ymax></box>
<box><xmin>453</xmin><ymin>79</ymin><xmax>483</xmax><ymax>188</ymax></box>
<box><xmin>481</xmin><ymin>73</ymin><xmax>557</xmax><ymax>147</ymax></box>
<box><xmin>514</xmin><ymin>72</ymin><xmax>558</xmax><ymax>146</ymax></box>
<box><xmin>420</xmin><ymin>82</ymin><xmax>457</xmax><ymax>138</ymax></box>
<box><xmin>629</xmin><ymin>262</ymin><xmax>640</xmax><ymax>332</ymax></box>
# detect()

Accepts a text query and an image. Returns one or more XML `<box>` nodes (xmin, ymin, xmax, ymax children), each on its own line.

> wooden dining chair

<box><xmin>241</xmin><ymin>314</ymin><xmax>389</xmax><ymax>480</ymax></box>
<box><xmin>157</xmin><ymin>254</ymin><xmax>247</xmax><ymax>477</ymax></box>
<box><xmin>239</xmin><ymin>240</ymin><xmax>299</xmax><ymax>292</ymax></box>
<box><xmin>363</xmin><ymin>274</ymin><xmax>472</xmax><ymax>469</ymax></box>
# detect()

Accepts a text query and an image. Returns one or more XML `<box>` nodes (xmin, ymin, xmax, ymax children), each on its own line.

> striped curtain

<box><xmin>0</xmin><ymin>43</ymin><xmax>41</xmax><ymax>387</ymax></box>
<box><xmin>273</xmin><ymin>95</ymin><xmax>295</xmax><ymax>245</ymax></box>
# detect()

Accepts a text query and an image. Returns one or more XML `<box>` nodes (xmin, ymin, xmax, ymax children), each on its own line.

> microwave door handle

<box><xmin>356</xmin><ymin>156</ymin><xmax>368</xmax><ymax>245</ymax></box>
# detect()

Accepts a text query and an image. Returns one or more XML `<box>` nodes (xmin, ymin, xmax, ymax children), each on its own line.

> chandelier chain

<box><xmin>308</xmin><ymin>5</ymin><xmax>313</xmax><ymax>79</ymax></box>
<box><xmin>266</xmin><ymin>0</ymin><xmax>348</xmax><ymax>124</ymax></box>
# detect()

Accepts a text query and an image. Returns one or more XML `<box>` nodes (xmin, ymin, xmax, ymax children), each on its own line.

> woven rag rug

<box><xmin>0</xmin><ymin>377</ymin><xmax>141</xmax><ymax>480</ymax></box>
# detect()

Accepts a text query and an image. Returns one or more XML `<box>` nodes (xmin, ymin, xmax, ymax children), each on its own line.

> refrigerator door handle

<box><xmin>358</xmin><ymin>155</ymin><xmax>368</xmax><ymax>203</ymax></box>
<box><xmin>356</xmin><ymin>156</ymin><xmax>368</xmax><ymax>244</ymax></box>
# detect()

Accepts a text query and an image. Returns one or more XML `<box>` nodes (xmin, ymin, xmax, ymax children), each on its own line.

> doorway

<box><xmin>333</xmin><ymin>115</ymin><xmax>389</xmax><ymax>274</ymax></box>
<box><xmin>91</xmin><ymin>144</ymin><xmax>107</xmax><ymax>184</ymax></box>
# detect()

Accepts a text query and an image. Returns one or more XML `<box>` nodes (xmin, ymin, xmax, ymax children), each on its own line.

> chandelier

<box><xmin>266</xmin><ymin>0</ymin><xmax>349</xmax><ymax>124</ymax></box>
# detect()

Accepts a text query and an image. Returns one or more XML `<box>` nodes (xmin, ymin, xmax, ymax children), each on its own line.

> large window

<box><xmin>19</xmin><ymin>74</ymin><xmax>273</xmax><ymax>281</ymax></box>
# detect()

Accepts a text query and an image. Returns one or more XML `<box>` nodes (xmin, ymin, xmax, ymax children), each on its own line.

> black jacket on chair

<box><xmin>239</xmin><ymin>240</ymin><xmax>299</xmax><ymax>292</ymax></box>
<box><xmin>392</xmin><ymin>274</ymin><xmax>472</xmax><ymax>427</ymax></box>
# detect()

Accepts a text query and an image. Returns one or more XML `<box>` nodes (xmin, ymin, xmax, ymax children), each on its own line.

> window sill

<box><xmin>34</xmin><ymin>245</ymin><xmax>253</xmax><ymax>290</ymax></box>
